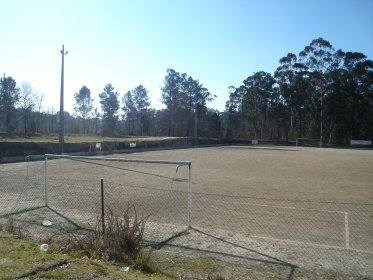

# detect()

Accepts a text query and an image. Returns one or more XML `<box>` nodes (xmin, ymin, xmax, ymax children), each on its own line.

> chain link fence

<box><xmin>0</xmin><ymin>155</ymin><xmax>191</xmax><ymax>245</ymax></box>
<box><xmin>1</xmin><ymin>155</ymin><xmax>372</xmax><ymax>278</ymax></box>
<box><xmin>189</xmin><ymin>192</ymin><xmax>373</xmax><ymax>278</ymax></box>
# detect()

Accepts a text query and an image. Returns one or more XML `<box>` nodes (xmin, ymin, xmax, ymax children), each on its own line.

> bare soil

<box><xmin>1</xmin><ymin>145</ymin><xmax>373</xmax><ymax>279</ymax></box>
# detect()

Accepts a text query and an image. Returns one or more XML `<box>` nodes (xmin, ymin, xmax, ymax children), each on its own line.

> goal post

<box><xmin>6</xmin><ymin>154</ymin><xmax>192</xmax><ymax>246</ymax></box>
<box><xmin>295</xmin><ymin>138</ymin><xmax>321</xmax><ymax>147</ymax></box>
<box><xmin>44</xmin><ymin>154</ymin><xmax>193</xmax><ymax>227</ymax></box>
<box><xmin>1</xmin><ymin>155</ymin><xmax>48</xmax><ymax>217</ymax></box>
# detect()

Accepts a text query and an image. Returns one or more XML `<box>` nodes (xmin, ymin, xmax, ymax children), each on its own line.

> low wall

<box><xmin>0</xmin><ymin>137</ymin><xmax>296</xmax><ymax>163</ymax></box>
<box><xmin>0</xmin><ymin>138</ymin><xmax>194</xmax><ymax>163</ymax></box>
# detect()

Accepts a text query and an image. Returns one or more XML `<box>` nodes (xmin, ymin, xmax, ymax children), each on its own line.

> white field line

<box><xmin>237</xmin><ymin>202</ymin><xmax>346</xmax><ymax>214</ymax></box>
<box><xmin>237</xmin><ymin>202</ymin><xmax>352</xmax><ymax>251</ymax></box>
<box><xmin>251</xmin><ymin>235</ymin><xmax>373</xmax><ymax>254</ymax></box>
<box><xmin>345</xmin><ymin>212</ymin><xmax>350</xmax><ymax>249</ymax></box>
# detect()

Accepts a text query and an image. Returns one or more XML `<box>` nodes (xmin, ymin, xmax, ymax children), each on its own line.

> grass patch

<box><xmin>162</xmin><ymin>256</ymin><xmax>217</xmax><ymax>271</ymax></box>
<box><xmin>0</xmin><ymin>230</ymin><xmax>175</xmax><ymax>280</ymax></box>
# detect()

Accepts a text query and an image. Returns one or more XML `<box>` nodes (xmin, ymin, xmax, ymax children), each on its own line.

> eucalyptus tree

<box><xmin>299</xmin><ymin>38</ymin><xmax>335</xmax><ymax>146</ymax></box>
<box><xmin>181</xmin><ymin>76</ymin><xmax>213</xmax><ymax>137</ymax></box>
<box><xmin>224</xmin><ymin>86</ymin><xmax>244</xmax><ymax>138</ymax></box>
<box><xmin>274</xmin><ymin>53</ymin><xmax>311</xmax><ymax>139</ymax></box>
<box><xmin>224</xmin><ymin>72</ymin><xmax>276</xmax><ymax>139</ymax></box>
<box><xmin>74</xmin><ymin>85</ymin><xmax>93</xmax><ymax>134</ymax></box>
<box><xmin>327</xmin><ymin>51</ymin><xmax>373</xmax><ymax>143</ymax></box>
<box><xmin>274</xmin><ymin>53</ymin><xmax>298</xmax><ymax>135</ymax></box>
<box><xmin>242</xmin><ymin>71</ymin><xmax>276</xmax><ymax>139</ymax></box>
<box><xmin>99</xmin><ymin>83</ymin><xmax>120</xmax><ymax>135</ymax></box>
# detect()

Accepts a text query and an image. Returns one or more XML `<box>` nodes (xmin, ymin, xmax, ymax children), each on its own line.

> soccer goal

<box><xmin>295</xmin><ymin>138</ymin><xmax>321</xmax><ymax>147</ymax></box>
<box><xmin>4</xmin><ymin>154</ymin><xmax>192</xmax><ymax>246</ymax></box>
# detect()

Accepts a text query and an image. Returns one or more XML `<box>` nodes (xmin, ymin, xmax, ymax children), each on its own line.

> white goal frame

<box><xmin>44</xmin><ymin>154</ymin><xmax>193</xmax><ymax>228</ymax></box>
<box><xmin>295</xmin><ymin>138</ymin><xmax>321</xmax><ymax>147</ymax></box>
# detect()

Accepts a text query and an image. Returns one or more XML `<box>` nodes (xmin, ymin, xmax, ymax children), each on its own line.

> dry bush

<box><xmin>4</xmin><ymin>218</ymin><xmax>24</xmax><ymax>237</ymax></box>
<box><xmin>44</xmin><ymin>204</ymin><xmax>150</xmax><ymax>263</ymax></box>
<box><xmin>96</xmin><ymin>204</ymin><xmax>150</xmax><ymax>261</ymax></box>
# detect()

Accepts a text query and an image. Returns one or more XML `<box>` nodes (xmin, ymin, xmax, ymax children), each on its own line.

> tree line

<box><xmin>1</xmin><ymin>38</ymin><xmax>372</xmax><ymax>144</ymax></box>
<box><xmin>224</xmin><ymin>38</ymin><xmax>373</xmax><ymax>144</ymax></box>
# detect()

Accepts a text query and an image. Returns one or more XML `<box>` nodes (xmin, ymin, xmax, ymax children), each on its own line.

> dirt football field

<box><xmin>1</xmin><ymin>145</ymin><xmax>373</xmax><ymax>278</ymax></box>
<box><xmin>114</xmin><ymin>145</ymin><xmax>373</xmax><ymax>203</ymax></box>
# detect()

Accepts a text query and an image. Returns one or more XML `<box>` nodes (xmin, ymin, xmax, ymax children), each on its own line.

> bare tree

<box><xmin>18</xmin><ymin>82</ymin><xmax>36</xmax><ymax>133</ymax></box>
<box><xmin>35</xmin><ymin>92</ymin><xmax>44</xmax><ymax>132</ymax></box>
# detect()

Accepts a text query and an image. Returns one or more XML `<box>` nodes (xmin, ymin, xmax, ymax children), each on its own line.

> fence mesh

<box><xmin>190</xmin><ymin>192</ymin><xmax>373</xmax><ymax>278</ymax></box>
<box><xmin>0</xmin><ymin>156</ymin><xmax>46</xmax><ymax>216</ymax></box>
<box><xmin>0</xmin><ymin>155</ymin><xmax>372</xmax><ymax>278</ymax></box>
<box><xmin>1</xmin><ymin>155</ymin><xmax>191</xmax><ymax>245</ymax></box>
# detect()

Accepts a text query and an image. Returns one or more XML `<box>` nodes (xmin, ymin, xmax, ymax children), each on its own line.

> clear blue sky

<box><xmin>1</xmin><ymin>0</ymin><xmax>372</xmax><ymax>113</ymax></box>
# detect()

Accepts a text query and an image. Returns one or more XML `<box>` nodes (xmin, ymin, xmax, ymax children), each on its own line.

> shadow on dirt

<box><xmin>164</xmin><ymin>227</ymin><xmax>297</xmax><ymax>280</ymax></box>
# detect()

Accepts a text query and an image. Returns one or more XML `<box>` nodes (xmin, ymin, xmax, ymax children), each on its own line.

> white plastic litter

<box><xmin>120</xmin><ymin>266</ymin><xmax>130</xmax><ymax>272</ymax></box>
<box><xmin>42</xmin><ymin>220</ymin><xmax>53</xmax><ymax>227</ymax></box>
<box><xmin>59</xmin><ymin>262</ymin><xmax>71</xmax><ymax>269</ymax></box>
<box><xmin>40</xmin><ymin>244</ymin><xmax>49</xmax><ymax>252</ymax></box>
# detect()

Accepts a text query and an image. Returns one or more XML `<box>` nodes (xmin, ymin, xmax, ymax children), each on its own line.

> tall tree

<box><xmin>242</xmin><ymin>71</ymin><xmax>275</xmax><ymax>139</ymax></box>
<box><xmin>299</xmin><ymin>38</ymin><xmax>335</xmax><ymax>146</ymax></box>
<box><xmin>92</xmin><ymin>108</ymin><xmax>101</xmax><ymax>135</ymax></box>
<box><xmin>161</xmin><ymin>69</ymin><xmax>185</xmax><ymax>136</ymax></box>
<box><xmin>99</xmin><ymin>83</ymin><xmax>119</xmax><ymax>135</ymax></box>
<box><xmin>274</xmin><ymin>53</ymin><xmax>311</xmax><ymax>139</ymax></box>
<box><xmin>161</xmin><ymin>69</ymin><xmax>214</xmax><ymax>137</ymax></box>
<box><xmin>122</xmin><ymin>90</ymin><xmax>136</xmax><ymax>135</ymax></box>
<box><xmin>132</xmin><ymin>85</ymin><xmax>152</xmax><ymax>135</ymax></box>
<box><xmin>182</xmin><ymin>76</ymin><xmax>214</xmax><ymax>138</ymax></box>
<box><xmin>327</xmin><ymin>51</ymin><xmax>373</xmax><ymax>143</ymax></box>
<box><xmin>18</xmin><ymin>82</ymin><xmax>36</xmax><ymax>133</ymax></box>
<box><xmin>74</xmin><ymin>86</ymin><xmax>94</xmax><ymax>134</ymax></box>
<box><xmin>34</xmin><ymin>92</ymin><xmax>44</xmax><ymax>133</ymax></box>
<box><xmin>224</xmin><ymin>85</ymin><xmax>247</xmax><ymax>139</ymax></box>
<box><xmin>0</xmin><ymin>74</ymin><xmax>20</xmax><ymax>131</ymax></box>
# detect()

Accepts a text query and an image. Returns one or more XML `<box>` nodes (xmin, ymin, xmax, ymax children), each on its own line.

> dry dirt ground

<box><xmin>113</xmin><ymin>145</ymin><xmax>373</xmax><ymax>279</ymax></box>
<box><xmin>1</xmin><ymin>145</ymin><xmax>373</xmax><ymax>279</ymax></box>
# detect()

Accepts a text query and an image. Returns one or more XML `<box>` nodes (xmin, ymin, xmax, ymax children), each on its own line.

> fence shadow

<box><xmin>165</xmin><ymin>227</ymin><xmax>297</xmax><ymax>280</ymax></box>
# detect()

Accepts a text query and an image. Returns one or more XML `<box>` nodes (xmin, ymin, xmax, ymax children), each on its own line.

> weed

<box><xmin>43</xmin><ymin>204</ymin><xmax>150</xmax><ymax>268</ymax></box>
<box><xmin>5</xmin><ymin>218</ymin><xmax>23</xmax><ymax>237</ymax></box>
<box><xmin>96</xmin><ymin>204</ymin><xmax>150</xmax><ymax>261</ymax></box>
<box><xmin>132</xmin><ymin>251</ymin><xmax>154</xmax><ymax>273</ymax></box>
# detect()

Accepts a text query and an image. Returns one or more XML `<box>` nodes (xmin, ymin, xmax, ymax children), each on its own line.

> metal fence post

<box><xmin>101</xmin><ymin>178</ymin><xmax>105</xmax><ymax>235</ymax></box>
<box><xmin>44</xmin><ymin>155</ymin><xmax>48</xmax><ymax>207</ymax></box>
<box><xmin>188</xmin><ymin>163</ymin><xmax>192</xmax><ymax>228</ymax></box>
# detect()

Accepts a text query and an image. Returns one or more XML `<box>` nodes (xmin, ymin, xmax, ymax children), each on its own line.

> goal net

<box><xmin>5</xmin><ymin>154</ymin><xmax>192</xmax><ymax>246</ymax></box>
<box><xmin>295</xmin><ymin>138</ymin><xmax>321</xmax><ymax>147</ymax></box>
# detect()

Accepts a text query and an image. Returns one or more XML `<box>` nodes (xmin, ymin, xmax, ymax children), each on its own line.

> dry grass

<box><xmin>97</xmin><ymin>204</ymin><xmax>150</xmax><ymax>261</ymax></box>
<box><xmin>43</xmin><ymin>204</ymin><xmax>150</xmax><ymax>265</ymax></box>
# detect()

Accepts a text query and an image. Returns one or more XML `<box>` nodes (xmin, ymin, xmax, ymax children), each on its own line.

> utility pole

<box><xmin>194</xmin><ymin>107</ymin><xmax>198</xmax><ymax>145</ymax></box>
<box><xmin>59</xmin><ymin>44</ymin><xmax>68</xmax><ymax>154</ymax></box>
